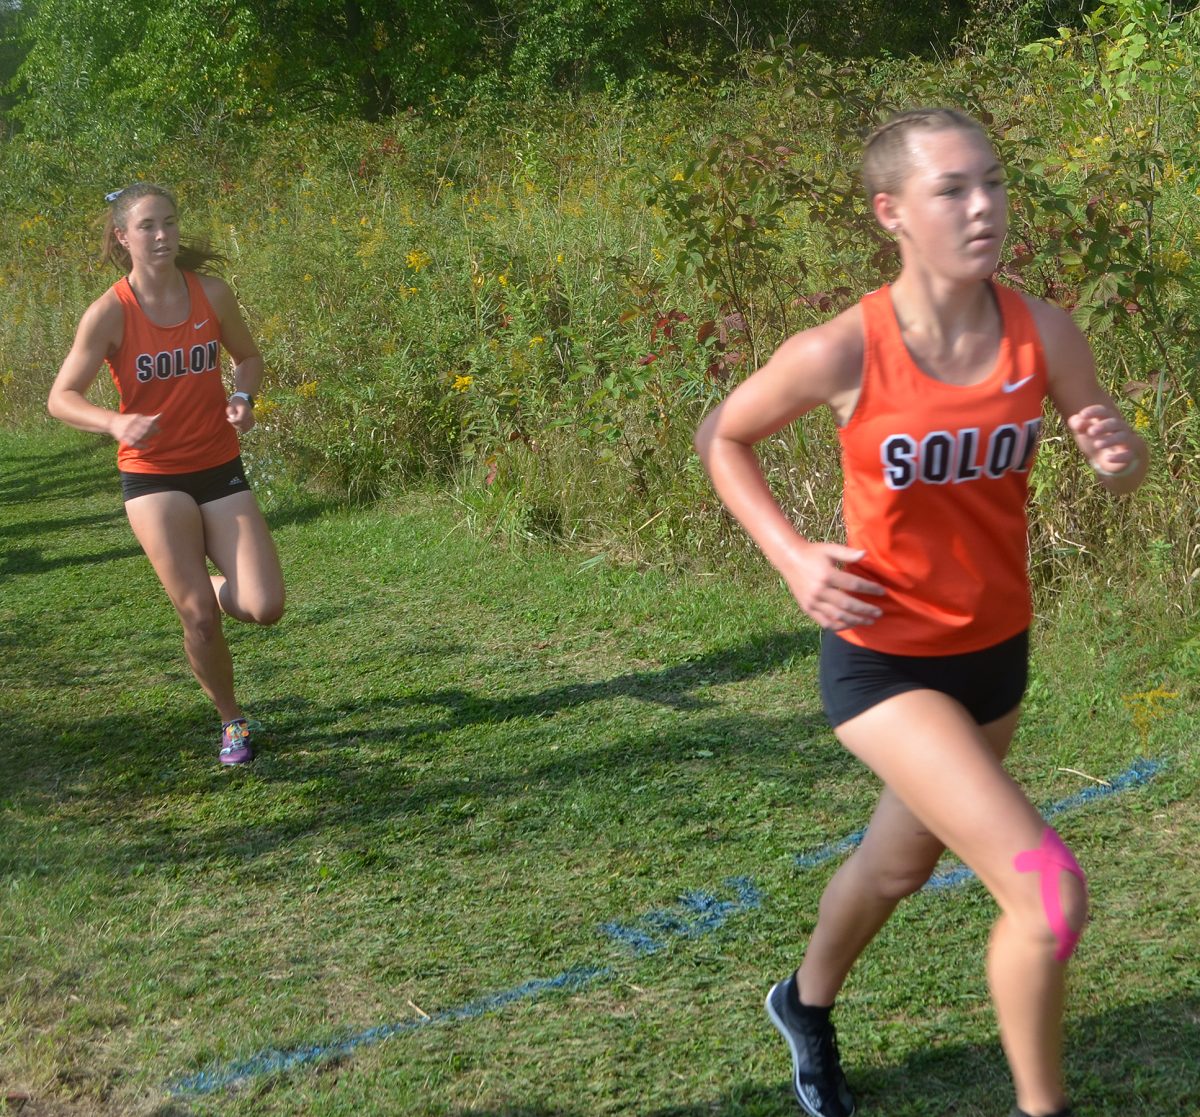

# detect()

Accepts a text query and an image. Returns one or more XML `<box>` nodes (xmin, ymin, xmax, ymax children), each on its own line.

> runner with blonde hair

<box><xmin>696</xmin><ymin>108</ymin><xmax>1146</xmax><ymax>1117</ymax></box>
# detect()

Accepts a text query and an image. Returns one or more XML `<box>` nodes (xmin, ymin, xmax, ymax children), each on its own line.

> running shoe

<box><xmin>765</xmin><ymin>977</ymin><xmax>856</xmax><ymax>1117</ymax></box>
<box><xmin>219</xmin><ymin>718</ymin><xmax>254</xmax><ymax>765</ymax></box>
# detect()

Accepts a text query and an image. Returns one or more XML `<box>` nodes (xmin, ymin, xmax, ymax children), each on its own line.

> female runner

<box><xmin>695</xmin><ymin>109</ymin><xmax>1147</xmax><ymax>1117</ymax></box>
<box><xmin>49</xmin><ymin>183</ymin><xmax>284</xmax><ymax>765</ymax></box>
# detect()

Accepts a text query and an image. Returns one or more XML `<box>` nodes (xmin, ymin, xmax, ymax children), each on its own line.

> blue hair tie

<box><xmin>104</xmin><ymin>188</ymin><xmax>125</xmax><ymax>203</ymax></box>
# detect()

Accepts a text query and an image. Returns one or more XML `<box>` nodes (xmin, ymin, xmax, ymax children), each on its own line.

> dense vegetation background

<box><xmin>0</xmin><ymin>0</ymin><xmax>1076</xmax><ymax>133</ymax></box>
<box><xmin>2</xmin><ymin>0</ymin><xmax>1198</xmax><ymax>600</ymax></box>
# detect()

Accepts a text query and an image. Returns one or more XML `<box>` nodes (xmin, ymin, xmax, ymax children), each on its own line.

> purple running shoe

<box><xmin>219</xmin><ymin>718</ymin><xmax>254</xmax><ymax>765</ymax></box>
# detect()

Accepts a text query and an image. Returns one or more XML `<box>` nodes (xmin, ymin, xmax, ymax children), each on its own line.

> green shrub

<box><xmin>2</xmin><ymin>6</ymin><xmax>1197</xmax><ymax>598</ymax></box>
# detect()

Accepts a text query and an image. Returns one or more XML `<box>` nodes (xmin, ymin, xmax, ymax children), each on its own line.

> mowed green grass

<box><xmin>1</xmin><ymin>426</ymin><xmax>1196</xmax><ymax>1117</ymax></box>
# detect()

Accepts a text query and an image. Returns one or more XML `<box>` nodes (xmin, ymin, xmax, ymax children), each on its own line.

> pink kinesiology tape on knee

<box><xmin>1013</xmin><ymin>826</ymin><xmax>1087</xmax><ymax>962</ymax></box>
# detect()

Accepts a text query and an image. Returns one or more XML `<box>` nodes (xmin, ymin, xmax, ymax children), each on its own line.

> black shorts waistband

<box><xmin>120</xmin><ymin>456</ymin><xmax>251</xmax><ymax>506</ymax></box>
<box><xmin>818</xmin><ymin>628</ymin><xmax>1030</xmax><ymax>728</ymax></box>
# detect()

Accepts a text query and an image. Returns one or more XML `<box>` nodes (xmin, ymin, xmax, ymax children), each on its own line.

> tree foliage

<box><xmin>1</xmin><ymin>0</ymin><xmax>1083</xmax><ymax>139</ymax></box>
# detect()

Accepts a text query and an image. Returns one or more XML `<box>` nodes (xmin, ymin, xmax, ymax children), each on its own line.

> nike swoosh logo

<box><xmin>1002</xmin><ymin>375</ymin><xmax>1034</xmax><ymax>393</ymax></box>
<box><xmin>194</xmin><ymin>319</ymin><xmax>209</xmax><ymax>330</ymax></box>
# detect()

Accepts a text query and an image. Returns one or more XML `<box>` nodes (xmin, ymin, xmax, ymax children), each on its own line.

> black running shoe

<box><xmin>765</xmin><ymin>977</ymin><xmax>856</xmax><ymax>1117</ymax></box>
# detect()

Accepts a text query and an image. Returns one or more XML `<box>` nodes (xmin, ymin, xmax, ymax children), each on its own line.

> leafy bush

<box><xmin>2</xmin><ymin>2</ymin><xmax>1197</xmax><ymax>595</ymax></box>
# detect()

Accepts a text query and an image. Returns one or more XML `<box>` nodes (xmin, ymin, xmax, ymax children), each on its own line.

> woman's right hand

<box><xmin>110</xmin><ymin>412</ymin><xmax>161</xmax><ymax>449</ymax></box>
<box><xmin>781</xmin><ymin>542</ymin><xmax>886</xmax><ymax>631</ymax></box>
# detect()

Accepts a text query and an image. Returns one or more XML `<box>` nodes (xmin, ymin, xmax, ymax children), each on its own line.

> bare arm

<box><xmin>1030</xmin><ymin>297</ymin><xmax>1148</xmax><ymax>495</ymax></box>
<box><xmin>47</xmin><ymin>293</ymin><xmax>162</xmax><ymax>449</ymax></box>
<box><xmin>204</xmin><ymin>276</ymin><xmax>264</xmax><ymax>434</ymax></box>
<box><xmin>694</xmin><ymin>309</ymin><xmax>885</xmax><ymax>631</ymax></box>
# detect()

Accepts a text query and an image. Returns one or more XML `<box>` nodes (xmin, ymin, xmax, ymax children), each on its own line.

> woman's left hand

<box><xmin>1067</xmin><ymin>403</ymin><xmax>1137</xmax><ymax>474</ymax></box>
<box><xmin>226</xmin><ymin>396</ymin><xmax>256</xmax><ymax>433</ymax></box>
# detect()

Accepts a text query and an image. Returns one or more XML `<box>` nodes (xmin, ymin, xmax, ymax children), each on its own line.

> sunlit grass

<box><xmin>1</xmin><ymin>426</ymin><xmax>1197</xmax><ymax>1117</ymax></box>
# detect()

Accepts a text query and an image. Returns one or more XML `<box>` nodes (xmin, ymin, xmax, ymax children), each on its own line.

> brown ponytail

<box><xmin>101</xmin><ymin>183</ymin><xmax>227</xmax><ymax>274</ymax></box>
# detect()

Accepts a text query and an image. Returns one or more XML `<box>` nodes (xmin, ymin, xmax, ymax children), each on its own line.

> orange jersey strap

<box><xmin>836</xmin><ymin>282</ymin><xmax>1047</xmax><ymax>655</ymax></box>
<box><xmin>107</xmin><ymin>272</ymin><xmax>239</xmax><ymax>475</ymax></box>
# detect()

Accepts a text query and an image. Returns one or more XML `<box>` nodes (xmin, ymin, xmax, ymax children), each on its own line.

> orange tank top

<box><xmin>106</xmin><ymin>271</ymin><xmax>240</xmax><ymax>474</ymax></box>
<box><xmin>836</xmin><ymin>281</ymin><xmax>1046</xmax><ymax>655</ymax></box>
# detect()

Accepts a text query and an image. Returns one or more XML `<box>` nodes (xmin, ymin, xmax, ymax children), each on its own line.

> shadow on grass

<box><xmin>283</xmin><ymin>627</ymin><xmax>820</xmax><ymax>735</ymax></box>
<box><xmin>437</xmin><ymin>994</ymin><xmax>1199</xmax><ymax>1117</ymax></box>
<box><xmin>0</xmin><ymin>432</ymin><xmax>115</xmax><ymax>507</ymax></box>
<box><xmin>0</xmin><ymin>541</ymin><xmax>146</xmax><ymax>580</ymax></box>
<box><xmin>0</xmin><ymin>427</ymin><xmax>346</xmax><ymax>594</ymax></box>
<box><xmin>2</xmin><ymin>631</ymin><xmax>831</xmax><ymax>870</ymax></box>
<box><xmin>0</xmin><ymin>508</ymin><xmax>126</xmax><ymax>540</ymax></box>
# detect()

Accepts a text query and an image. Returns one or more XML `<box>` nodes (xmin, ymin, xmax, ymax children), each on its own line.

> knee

<box><xmin>870</xmin><ymin>864</ymin><xmax>936</xmax><ymax>902</ymax></box>
<box><xmin>179</xmin><ymin>599</ymin><xmax>222</xmax><ymax>644</ymax></box>
<box><xmin>1013</xmin><ymin>827</ymin><xmax>1089</xmax><ymax>961</ymax></box>
<box><xmin>850</xmin><ymin>848</ymin><xmax>939</xmax><ymax>902</ymax></box>
<box><xmin>1060</xmin><ymin>870</ymin><xmax>1089</xmax><ymax>941</ymax></box>
<box><xmin>224</xmin><ymin>583</ymin><xmax>284</xmax><ymax>626</ymax></box>
<box><xmin>247</xmin><ymin>596</ymin><xmax>285</xmax><ymax>626</ymax></box>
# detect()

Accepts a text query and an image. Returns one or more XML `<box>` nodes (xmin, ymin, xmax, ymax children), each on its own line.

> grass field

<box><xmin>1</xmin><ymin>425</ymin><xmax>1197</xmax><ymax>1117</ymax></box>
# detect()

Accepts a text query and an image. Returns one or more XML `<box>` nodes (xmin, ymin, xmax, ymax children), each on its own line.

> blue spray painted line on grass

<box><xmin>170</xmin><ymin>760</ymin><xmax>1161</xmax><ymax>1096</ymax></box>
<box><xmin>794</xmin><ymin>827</ymin><xmax>867</xmax><ymax>869</ymax></box>
<box><xmin>170</xmin><ymin>879</ymin><xmax>763</xmax><ymax>1095</ymax></box>
<box><xmin>600</xmin><ymin>876</ymin><xmax>762</xmax><ymax>956</ymax></box>
<box><xmin>794</xmin><ymin>757</ymin><xmax>1165</xmax><ymax>890</ymax></box>
<box><xmin>921</xmin><ymin>757</ymin><xmax>1165</xmax><ymax>892</ymax></box>
<box><xmin>1041</xmin><ymin>757</ymin><xmax>1163</xmax><ymax>818</ymax></box>
<box><xmin>169</xmin><ymin>964</ymin><xmax>611</xmax><ymax>1096</ymax></box>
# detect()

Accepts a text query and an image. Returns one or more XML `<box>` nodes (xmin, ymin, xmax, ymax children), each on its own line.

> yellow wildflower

<box><xmin>297</xmin><ymin>380</ymin><xmax>319</xmax><ymax>398</ymax></box>
<box><xmin>529</xmin><ymin>336</ymin><xmax>545</xmax><ymax>348</ymax></box>
<box><xmin>303</xmin><ymin>273</ymin><xmax>313</xmax><ymax>282</ymax></box>
<box><xmin>406</xmin><ymin>249</ymin><xmax>432</xmax><ymax>272</ymax></box>
<box><xmin>497</xmin><ymin>274</ymin><xmax>508</xmax><ymax>287</ymax></box>
<box><xmin>452</xmin><ymin>374</ymin><xmax>473</xmax><ymax>392</ymax></box>
<box><xmin>1164</xmin><ymin>249</ymin><xmax>1189</xmax><ymax>273</ymax></box>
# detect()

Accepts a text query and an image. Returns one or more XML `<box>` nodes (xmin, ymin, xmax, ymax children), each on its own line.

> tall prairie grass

<box><xmin>2</xmin><ymin>25</ymin><xmax>1197</xmax><ymax>599</ymax></box>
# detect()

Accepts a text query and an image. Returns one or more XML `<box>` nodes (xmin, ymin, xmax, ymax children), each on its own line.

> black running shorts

<box><xmin>120</xmin><ymin>455</ymin><xmax>251</xmax><ymax>505</ymax></box>
<box><xmin>818</xmin><ymin>627</ymin><xmax>1029</xmax><ymax>728</ymax></box>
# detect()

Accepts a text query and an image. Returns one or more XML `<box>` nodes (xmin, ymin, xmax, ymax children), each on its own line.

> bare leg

<box><xmin>832</xmin><ymin>691</ymin><xmax>1085</xmax><ymax>1116</ymax></box>
<box><xmin>796</xmin><ymin>707</ymin><xmax>1020</xmax><ymax>1006</ymax></box>
<box><xmin>201</xmin><ymin>490</ymin><xmax>284</xmax><ymax>626</ymax></box>
<box><xmin>125</xmin><ymin>491</ymin><xmax>242</xmax><ymax>723</ymax></box>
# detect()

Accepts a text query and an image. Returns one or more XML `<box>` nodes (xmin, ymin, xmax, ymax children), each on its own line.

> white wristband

<box><xmin>1093</xmin><ymin>454</ymin><xmax>1140</xmax><ymax>478</ymax></box>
